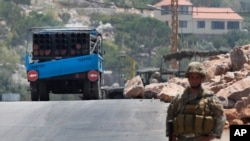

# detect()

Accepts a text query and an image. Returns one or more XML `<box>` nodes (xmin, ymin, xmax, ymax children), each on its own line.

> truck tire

<box><xmin>30</xmin><ymin>82</ymin><xmax>39</xmax><ymax>101</ymax></box>
<box><xmin>39</xmin><ymin>82</ymin><xmax>49</xmax><ymax>101</ymax></box>
<box><xmin>92</xmin><ymin>76</ymin><xmax>101</xmax><ymax>100</ymax></box>
<box><xmin>83</xmin><ymin>80</ymin><xmax>91</xmax><ymax>100</ymax></box>
<box><xmin>31</xmin><ymin>91</ymin><xmax>39</xmax><ymax>101</ymax></box>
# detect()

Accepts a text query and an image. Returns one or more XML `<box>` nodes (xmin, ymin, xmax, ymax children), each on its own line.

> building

<box><xmin>152</xmin><ymin>0</ymin><xmax>244</xmax><ymax>36</ymax></box>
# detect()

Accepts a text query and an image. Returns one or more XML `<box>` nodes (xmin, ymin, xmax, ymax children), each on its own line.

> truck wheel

<box><xmin>83</xmin><ymin>80</ymin><xmax>91</xmax><ymax>100</ymax></box>
<box><xmin>92</xmin><ymin>74</ymin><xmax>102</xmax><ymax>100</ymax></box>
<box><xmin>31</xmin><ymin>92</ymin><xmax>39</xmax><ymax>101</ymax></box>
<box><xmin>31</xmin><ymin>82</ymin><xmax>39</xmax><ymax>101</ymax></box>
<box><xmin>39</xmin><ymin>82</ymin><xmax>49</xmax><ymax>101</ymax></box>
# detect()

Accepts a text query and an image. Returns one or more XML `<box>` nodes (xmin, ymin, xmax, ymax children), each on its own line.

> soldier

<box><xmin>166</xmin><ymin>62</ymin><xmax>226</xmax><ymax>141</ymax></box>
<box><xmin>150</xmin><ymin>71</ymin><xmax>161</xmax><ymax>83</ymax></box>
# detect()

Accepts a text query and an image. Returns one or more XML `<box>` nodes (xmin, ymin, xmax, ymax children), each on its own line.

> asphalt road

<box><xmin>0</xmin><ymin>99</ymin><xmax>168</xmax><ymax>141</ymax></box>
<box><xmin>0</xmin><ymin>99</ymin><xmax>229</xmax><ymax>141</ymax></box>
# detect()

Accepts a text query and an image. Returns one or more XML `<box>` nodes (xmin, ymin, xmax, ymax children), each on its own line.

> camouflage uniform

<box><xmin>166</xmin><ymin>62</ymin><xmax>226</xmax><ymax>141</ymax></box>
<box><xmin>150</xmin><ymin>78</ymin><xmax>159</xmax><ymax>83</ymax></box>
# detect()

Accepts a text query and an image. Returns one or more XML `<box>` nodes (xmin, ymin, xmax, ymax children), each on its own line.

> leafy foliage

<box><xmin>91</xmin><ymin>13</ymin><xmax>170</xmax><ymax>69</ymax></box>
<box><xmin>103</xmin><ymin>41</ymin><xmax>121</xmax><ymax>72</ymax></box>
<box><xmin>0</xmin><ymin>0</ymin><xmax>63</xmax><ymax>46</ymax></box>
<box><xmin>0</xmin><ymin>0</ymin><xmax>63</xmax><ymax>100</ymax></box>
<box><xmin>223</xmin><ymin>30</ymin><xmax>250</xmax><ymax>47</ymax></box>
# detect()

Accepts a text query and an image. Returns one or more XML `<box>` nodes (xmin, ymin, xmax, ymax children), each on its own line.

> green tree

<box><xmin>91</xmin><ymin>13</ymin><xmax>170</xmax><ymax>68</ymax></box>
<box><xmin>0</xmin><ymin>0</ymin><xmax>63</xmax><ymax>46</ymax></box>
<box><xmin>223</xmin><ymin>30</ymin><xmax>248</xmax><ymax>48</ymax></box>
<box><xmin>0</xmin><ymin>0</ymin><xmax>22</xmax><ymax>31</ymax></box>
<box><xmin>240</xmin><ymin>0</ymin><xmax>250</xmax><ymax>12</ymax></box>
<box><xmin>180</xmin><ymin>34</ymin><xmax>200</xmax><ymax>49</ymax></box>
<box><xmin>221</xmin><ymin>0</ymin><xmax>241</xmax><ymax>11</ymax></box>
<box><xmin>211</xmin><ymin>36</ymin><xmax>228</xmax><ymax>49</ymax></box>
<box><xmin>103</xmin><ymin>41</ymin><xmax>121</xmax><ymax>72</ymax></box>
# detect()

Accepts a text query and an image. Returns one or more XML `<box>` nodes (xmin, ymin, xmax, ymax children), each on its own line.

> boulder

<box><xmin>234</xmin><ymin>95</ymin><xmax>250</xmax><ymax>123</ymax></box>
<box><xmin>230</xmin><ymin>45</ymin><xmax>249</xmax><ymax>71</ymax></box>
<box><xmin>123</xmin><ymin>75</ymin><xmax>144</xmax><ymax>98</ymax></box>
<box><xmin>158</xmin><ymin>83</ymin><xmax>185</xmax><ymax>102</ymax></box>
<box><xmin>224</xmin><ymin>108</ymin><xmax>239</xmax><ymax>122</ymax></box>
<box><xmin>144</xmin><ymin>82</ymin><xmax>166</xmax><ymax>99</ymax></box>
<box><xmin>203</xmin><ymin>54</ymin><xmax>231</xmax><ymax>80</ymax></box>
<box><xmin>216</xmin><ymin>76</ymin><xmax>250</xmax><ymax>108</ymax></box>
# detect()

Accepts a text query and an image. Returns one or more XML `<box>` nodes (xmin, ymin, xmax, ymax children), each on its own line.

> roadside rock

<box><xmin>123</xmin><ymin>75</ymin><xmax>144</xmax><ymax>98</ymax></box>
<box><xmin>224</xmin><ymin>108</ymin><xmax>240</xmax><ymax>125</ymax></box>
<box><xmin>203</xmin><ymin>54</ymin><xmax>231</xmax><ymax>80</ymax></box>
<box><xmin>158</xmin><ymin>83</ymin><xmax>185</xmax><ymax>102</ymax></box>
<box><xmin>123</xmin><ymin>44</ymin><xmax>250</xmax><ymax>125</ymax></box>
<box><xmin>230</xmin><ymin>45</ymin><xmax>249</xmax><ymax>71</ymax></box>
<box><xmin>216</xmin><ymin>76</ymin><xmax>250</xmax><ymax>108</ymax></box>
<box><xmin>144</xmin><ymin>83</ymin><xmax>166</xmax><ymax>99</ymax></box>
<box><xmin>234</xmin><ymin>95</ymin><xmax>250</xmax><ymax>124</ymax></box>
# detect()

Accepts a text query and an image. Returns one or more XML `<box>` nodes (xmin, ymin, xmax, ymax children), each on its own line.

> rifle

<box><xmin>167</xmin><ymin>120</ymin><xmax>173</xmax><ymax>141</ymax></box>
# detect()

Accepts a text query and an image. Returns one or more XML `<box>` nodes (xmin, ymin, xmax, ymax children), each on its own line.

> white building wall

<box><xmin>153</xmin><ymin>10</ymin><xmax>243</xmax><ymax>35</ymax></box>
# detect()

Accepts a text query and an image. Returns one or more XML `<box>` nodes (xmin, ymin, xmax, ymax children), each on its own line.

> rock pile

<box><xmin>124</xmin><ymin>44</ymin><xmax>250</xmax><ymax>126</ymax></box>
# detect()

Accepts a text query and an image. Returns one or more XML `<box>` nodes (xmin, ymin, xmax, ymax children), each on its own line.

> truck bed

<box><xmin>26</xmin><ymin>54</ymin><xmax>103</xmax><ymax>79</ymax></box>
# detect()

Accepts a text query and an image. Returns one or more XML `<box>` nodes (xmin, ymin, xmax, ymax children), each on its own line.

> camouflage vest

<box><xmin>173</xmin><ymin>88</ymin><xmax>215</xmax><ymax>136</ymax></box>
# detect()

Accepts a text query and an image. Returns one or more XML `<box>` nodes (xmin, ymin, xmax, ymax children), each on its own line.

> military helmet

<box><xmin>153</xmin><ymin>71</ymin><xmax>160</xmax><ymax>78</ymax></box>
<box><xmin>185</xmin><ymin>62</ymin><xmax>206</xmax><ymax>77</ymax></box>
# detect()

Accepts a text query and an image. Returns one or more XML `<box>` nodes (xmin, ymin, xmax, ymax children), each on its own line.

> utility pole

<box><xmin>170</xmin><ymin>0</ymin><xmax>179</xmax><ymax>71</ymax></box>
<box><xmin>147</xmin><ymin>1</ymin><xmax>179</xmax><ymax>75</ymax></box>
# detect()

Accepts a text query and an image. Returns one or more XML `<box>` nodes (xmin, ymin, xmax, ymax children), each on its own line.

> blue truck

<box><xmin>25</xmin><ymin>27</ymin><xmax>104</xmax><ymax>101</ymax></box>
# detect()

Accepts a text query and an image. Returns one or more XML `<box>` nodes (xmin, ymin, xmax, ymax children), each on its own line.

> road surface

<box><xmin>0</xmin><ymin>99</ymin><xmax>229</xmax><ymax>141</ymax></box>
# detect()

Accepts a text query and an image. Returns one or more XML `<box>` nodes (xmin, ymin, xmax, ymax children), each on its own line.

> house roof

<box><xmin>193</xmin><ymin>7</ymin><xmax>243</xmax><ymax>20</ymax></box>
<box><xmin>154</xmin><ymin>0</ymin><xmax>243</xmax><ymax>20</ymax></box>
<box><xmin>155</xmin><ymin>0</ymin><xmax>193</xmax><ymax>7</ymax></box>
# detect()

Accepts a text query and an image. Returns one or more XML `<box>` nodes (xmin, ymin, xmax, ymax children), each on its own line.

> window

<box><xmin>197</xmin><ymin>21</ymin><xmax>205</xmax><ymax>28</ymax></box>
<box><xmin>161</xmin><ymin>6</ymin><xmax>170</xmax><ymax>15</ymax></box>
<box><xmin>227</xmin><ymin>21</ymin><xmax>239</xmax><ymax>29</ymax></box>
<box><xmin>179</xmin><ymin>21</ymin><xmax>187</xmax><ymax>28</ymax></box>
<box><xmin>179</xmin><ymin>6</ymin><xmax>189</xmax><ymax>15</ymax></box>
<box><xmin>211</xmin><ymin>21</ymin><xmax>225</xmax><ymax>29</ymax></box>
